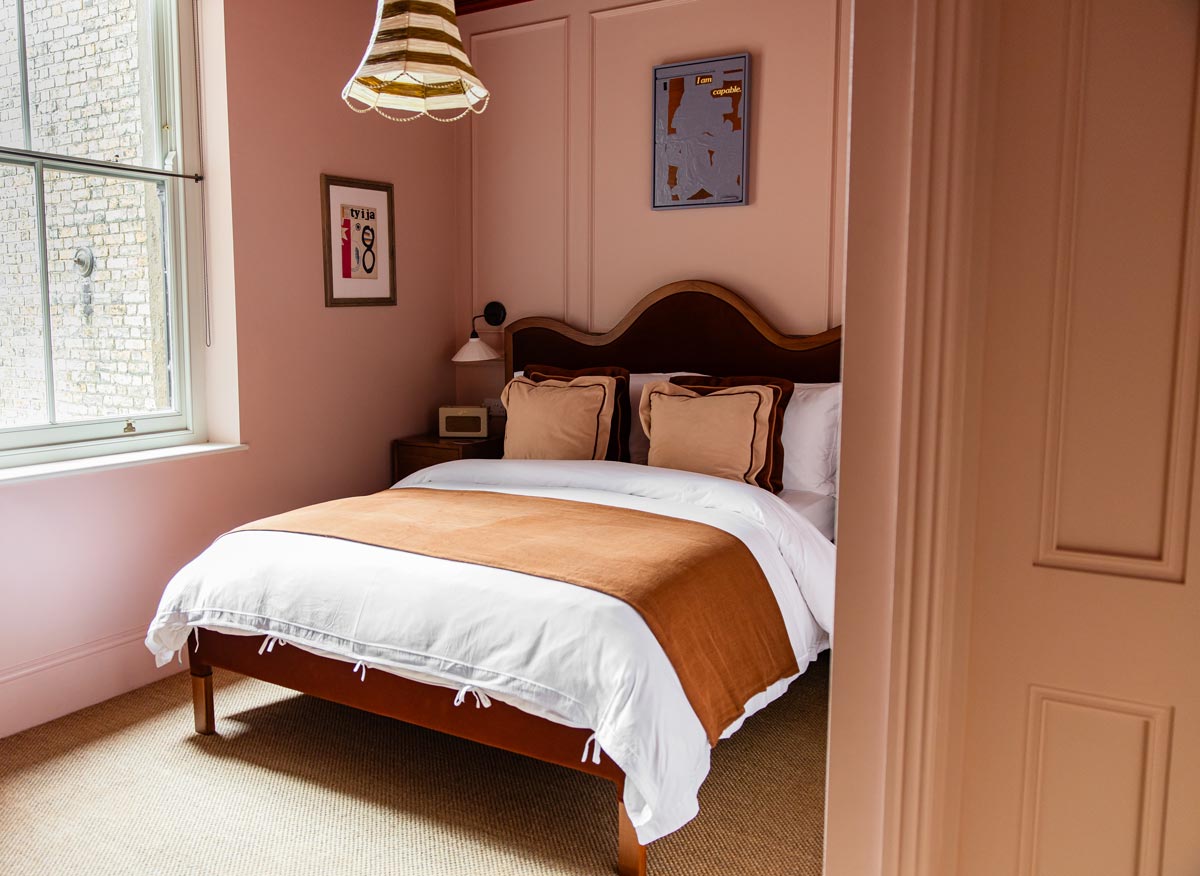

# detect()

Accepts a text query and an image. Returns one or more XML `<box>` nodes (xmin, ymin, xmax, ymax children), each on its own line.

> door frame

<box><xmin>825</xmin><ymin>0</ymin><xmax>989</xmax><ymax>873</ymax></box>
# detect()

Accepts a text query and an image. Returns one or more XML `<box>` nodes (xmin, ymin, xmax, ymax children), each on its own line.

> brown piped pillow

<box><xmin>501</xmin><ymin>375</ymin><xmax>617</xmax><ymax>461</ymax></box>
<box><xmin>667</xmin><ymin>375</ymin><xmax>795</xmax><ymax>492</ymax></box>
<box><xmin>525</xmin><ymin>364</ymin><xmax>631</xmax><ymax>462</ymax></box>
<box><xmin>639</xmin><ymin>382</ymin><xmax>777</xmax><ymax>489</ymax></box>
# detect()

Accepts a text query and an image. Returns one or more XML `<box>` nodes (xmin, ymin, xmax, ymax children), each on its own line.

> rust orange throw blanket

<box><xmin>236</xmin><ymin>488</ymin><xmax>798</xmax><ymax>743</ymax></box>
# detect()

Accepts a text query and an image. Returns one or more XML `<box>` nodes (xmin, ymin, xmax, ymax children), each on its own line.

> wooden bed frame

<box><xmin>188</xmin><ymin>279</ymin><xmax>841</xmax><ymax>876</ymax></box>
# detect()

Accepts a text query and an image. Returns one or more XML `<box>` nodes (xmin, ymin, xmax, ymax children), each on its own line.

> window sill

<box><xmin>0</xmin><ymin>442</ymin><xmax>248</xmax><ymax>485</ymax></box>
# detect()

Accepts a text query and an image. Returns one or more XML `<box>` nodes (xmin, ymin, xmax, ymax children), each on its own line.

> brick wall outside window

<box><xmin>1</xmin><ymin>0</ymin><xmax>170</xmax><ymax>429</ymax></box>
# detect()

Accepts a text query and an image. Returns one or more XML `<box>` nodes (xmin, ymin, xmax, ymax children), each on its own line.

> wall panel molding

<box><xmin>1035</xmin><ymin>0</ymin><xmax>1200</xmax><ymax>582</ymax></box>
<box><xmin>469</xmin><ymin>17</ymin><xmax>571</xmax><ymax>323</ymax></box>
<box><xmin>588</xmin><ymin>0</ymin><xmax>698</xmax><ymax>331</ymax></box>
<box><xmin>824</xmin><ymin>0</ymin><xmax>849</xmax><ymax>329</ymax></box>
<box><xmin>455</xmin><ymin>0</ymin><xmax>850</xmax><ymax>397</ymax></box>
<box><xmin>1017</xmin><ymin>685</ymin><xmax>1172</xmax><ymax>876</ymax></box>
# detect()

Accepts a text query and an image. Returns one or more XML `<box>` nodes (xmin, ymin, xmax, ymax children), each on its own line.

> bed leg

<box><xmin>190</xmin><ymin>663</ymin><xmax>215</xmax><ymax>735</ymax></box>
<box><xmin>617</xmin><ymin>798</ymin><xmax>646</xmax><ymax>876</ymax></box>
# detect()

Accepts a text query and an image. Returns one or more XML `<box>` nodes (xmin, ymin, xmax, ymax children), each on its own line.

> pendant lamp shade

<box><xmin>343</xmin><ymin>0</ymin><xmax>490</xmax><ymax>123</ymax></box>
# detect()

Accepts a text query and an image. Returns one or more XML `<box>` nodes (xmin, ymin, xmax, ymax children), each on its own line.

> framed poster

<box><xmin>321</xmin><ymin>174</ymin><xmax>396</xmax><ymax>307</ymax></box>
<box><xmin>652</xmin><ymin>53</ymin><xmax>750</xmax><ymax>209</ymax></box>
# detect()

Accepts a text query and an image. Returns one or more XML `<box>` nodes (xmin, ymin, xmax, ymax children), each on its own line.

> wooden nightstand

<box><xmin>390</xmin><ymin>433</ymin><xmax>504</xmax><ymax>484</ymax></box>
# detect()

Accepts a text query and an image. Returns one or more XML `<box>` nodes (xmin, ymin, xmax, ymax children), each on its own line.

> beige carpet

<box><xmin>0</xmin><ymin>655</ymin><xmax>827</xmax><ymax>876</ymax></box>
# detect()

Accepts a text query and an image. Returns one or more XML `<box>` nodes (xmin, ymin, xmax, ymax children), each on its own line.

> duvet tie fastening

<box><xmin>581</xmin><ymin>732</ymin><xmax>603</xmax><ymax>765</ymax></box>
<box><xmin>257</xmin><ymin>635</ymin><xmax>286</xmax><ymax>655</ymax></box>
<box><xmin>453</xmin><ymin>685</ymin><xmax>492</xmax><ymax>709</ymax></box>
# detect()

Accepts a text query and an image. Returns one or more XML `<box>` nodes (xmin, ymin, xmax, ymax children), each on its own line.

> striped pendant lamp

<box><xmin>343</xmin><ymin>0</ymin><xmax>490</xmax><ymax>123</ymax></box>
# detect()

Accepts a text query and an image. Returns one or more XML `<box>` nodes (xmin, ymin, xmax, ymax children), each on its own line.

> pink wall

<box><xmin>452</xmin><ymin>0</ymin><xmax>849</xmax><ymax>403</ymax></box>
<box><xmin>0</xmin><ymin>0</ymin><xmax>457</xmax><ymax>737</ymax></box>
<box><xmin>0</xmin><ymin>0</ymin><xmax>851</xmax><ymax>738</ymax></box>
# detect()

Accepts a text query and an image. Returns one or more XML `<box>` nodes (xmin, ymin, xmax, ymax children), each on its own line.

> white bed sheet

<box><xmin>778</xmin><ymin>489</ymin><xmax>837</xmax><ymax>542</ymax></box>
<box><xmin>146</xmin><ymin>459</ymin><xmax>836</xmax><ymax>844</ymax></box>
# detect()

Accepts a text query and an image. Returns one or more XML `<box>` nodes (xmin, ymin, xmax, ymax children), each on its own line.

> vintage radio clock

<box><xmin>439</xmin><ymin>406</ymin><xmax>489</xmax><ymax>438</ymax></box>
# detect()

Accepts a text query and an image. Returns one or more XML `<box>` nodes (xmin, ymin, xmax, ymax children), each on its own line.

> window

<box><xmin>0</xmin><ymin>0</ymin><xmax>204</xmax><ymax>468</ymax></box>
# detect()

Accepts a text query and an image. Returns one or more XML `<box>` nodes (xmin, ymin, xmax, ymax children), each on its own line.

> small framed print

<box><xmin>321</xmin><ymin>174</ymin><xmax>396</xmax><ymax>307</ymax></box>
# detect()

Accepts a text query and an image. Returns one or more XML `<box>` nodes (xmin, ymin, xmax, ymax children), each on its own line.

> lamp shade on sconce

<box><xmin>451</xmin><ymin>336</ymin><xmax>502</xmax><ymax>363</ymax></box>
<box><xmin>342</xmin><ymin>0</ymin><xmax>490</xmax><ymax>123</ymax></box>
<box><xmin>452</xmin><ymin>300</ymin><xmax>507</xmax><ymax>364</ymax></box>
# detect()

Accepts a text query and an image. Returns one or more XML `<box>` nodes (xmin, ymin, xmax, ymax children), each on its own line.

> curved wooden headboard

<box><xmin>505</xmin><ymin>280</ymin><xmax>841</xmax><ymax>382</ymax></box>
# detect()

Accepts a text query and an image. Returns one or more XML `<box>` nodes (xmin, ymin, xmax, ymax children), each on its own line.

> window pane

<box><xmin>43</xmin><ymin>168</ymin><xmax>173</xmax><ymax>422</ymax></box>
<box><xmin>24</xmin><ymin>0</ymin><xmax>158</xmax><ymax>166</ymax></box>
<box><xmin>0</xmin><ymin>162</ymin><xmax>48</xmax><ymax>428</ymax></box>
<box><xmin>0</xmin><ymin>1</ymin><xmax>23</xmax><ymax>149</ymax></box>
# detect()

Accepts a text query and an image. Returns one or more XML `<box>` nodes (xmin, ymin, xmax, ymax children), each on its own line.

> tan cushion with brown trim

<box><xmin>501</xmin><ymin>375</ymin><xmax>617</xmax><ymax>460</ymax></box>
<box><xmin>525</xmin><ymin>364</ymin><xmax>631</xmax><ymax>462</ymax></box>
<box><xmin>669</xmin><ymin>375</ymin><xmax>795</xmax><ymax>493</ymax></box>
<box><xmin>639</xmin><ymin>381</ymin><xmax>775</xmax><ymax>486</ymax></box>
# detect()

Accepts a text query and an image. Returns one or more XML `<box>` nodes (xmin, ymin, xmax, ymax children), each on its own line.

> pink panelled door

<box><xmin>957</xmin><ymin>0</ymin><xmax>1200</xmax><ymax>873</ymax></box>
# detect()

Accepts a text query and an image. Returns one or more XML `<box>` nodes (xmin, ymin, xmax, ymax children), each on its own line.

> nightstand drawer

<box><xmin>392</xmin><ymin>448</ymin><xmax>457</xmax><ymax>482</ymax></box>
<box><xmin>390</xmin><ymin>433</ymin><xmax>503</xmax><ymax>484</ymax></box>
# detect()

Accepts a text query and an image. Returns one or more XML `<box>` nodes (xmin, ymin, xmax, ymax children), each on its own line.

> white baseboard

<box><xmin>0</xmin><ymin>628</ymin><xmax>180</xmax><ymax>738</ymax></box>
<box><xmin>0</xmin><ymin>626</ymin><xmax>146</xmax><ymax>685</ymax></box>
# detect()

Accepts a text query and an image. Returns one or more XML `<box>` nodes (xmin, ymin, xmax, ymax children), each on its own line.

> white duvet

<box><xmin>146</xmin><ymin>459</ymin><xmax>836</xmax><ymax>843</ymax></box>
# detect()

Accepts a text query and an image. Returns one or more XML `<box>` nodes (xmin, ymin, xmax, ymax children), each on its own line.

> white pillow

<box><xmin>629</xmin><ymin>372</ymin><xmax>703</xmax><ymax>464</ymax></box>
<box><xmin>781</xmin><ymin>383</ymin><xmax>842</xmax><ymax>496</ymax></box>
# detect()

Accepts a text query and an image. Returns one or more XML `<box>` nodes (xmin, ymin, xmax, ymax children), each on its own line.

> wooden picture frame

<box><xmin>320</xmin><ymin>174</ymin><xmax>397</xmax><ymax>307</ymax></box>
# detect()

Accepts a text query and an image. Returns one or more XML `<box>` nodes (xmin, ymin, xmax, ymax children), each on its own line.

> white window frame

<box><xmin>0</xmin><ymin>0</ymin><xmax>207</xmax><ymax>470</ymax></box>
